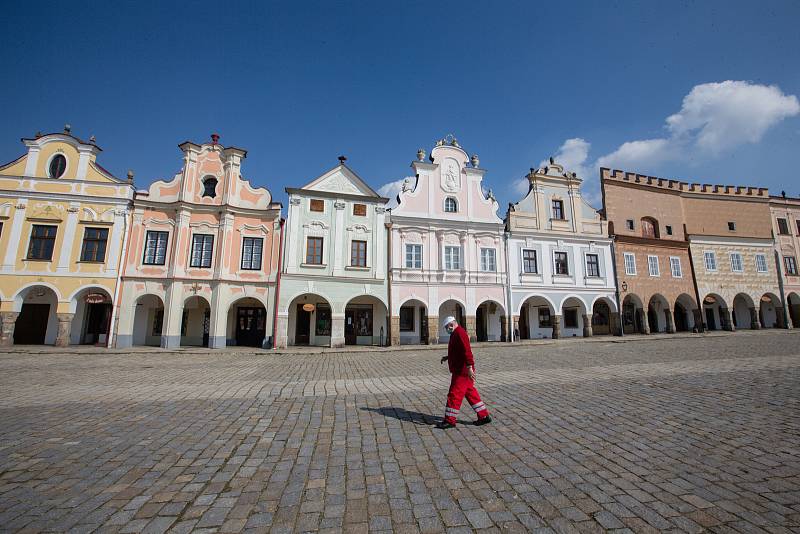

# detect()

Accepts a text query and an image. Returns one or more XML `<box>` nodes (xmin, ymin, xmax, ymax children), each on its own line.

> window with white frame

<box><xmin>241</xmin><ymin>237</ymin><xmax>263</xmax><ymax>270</ymax></box>
<box><xmin>405</xmin><ymin>244</ymin><xmax>422</xmax><ymax>269</ymax></box>
<box><xmin>785</xmin><ymin>256</ymin><xmax>798</xmax><ymax>276</ymax></box>
<box><xmin>190</xmin><ymin>234</ymin><xmax>214</xmax><ymax>268</ymax></box>
<box><xmin>647</xmin><ymin>255</ymin><xmax>660</xmax><ymax>276</ymax></box>
<box><xmin>729</xmin><ymin>252</ymin><xmax>744</xmax><ymax>273</ymax></box>
<box><xmin>585</xmin><ymin>253</ymin><xmax>600</xmax><ymax>277</ymax></box>
<box><xmin>554</xmin><ymin>251</ymin><xmax>569</xmax><ymax>275</ymax></box>
<box><xmin>480</xmin><ymin>248</ymin><xmax>496</xmax><ymax>272</ymax></box>
<box><xmin>623</xmin><ymin>252</ymin><xmax>636</xmax><ymax>275</ymax></box>
<box><xmin>444</xmin><ymin>197</ymin><xmax>458</xmax><ymax>213</ymax></box>
<box><xmin>143</xmin><ymin>230</ymin><xmax>169</xmax><ymax>265</ymax></box>
<box><xmin>444</xmin><ymin>246</ymin><xmax>461</xmax><ymax>270</ymax></box>
<box><xmin>755</xmin><ymin>253</ymin><xmax>768</xmax><ymax>273</ymax></box>
<box><xmin>704</xmin><ymin>251</ymin><xmax>717</xmax><ymax>271</ymax></box>
<box><xmin>522</xmin><ymin>249</ymin><xmax>537</xmax><ymax>273</ymax></box>
<box><xmin>670</xmin><ymin>256</ymin><xmax>682</xmax><ymax>278</ymax></box>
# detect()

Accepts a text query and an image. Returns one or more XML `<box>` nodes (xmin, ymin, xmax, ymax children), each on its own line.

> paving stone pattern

<box><xmin>1</xmin><ymin>331</ymin><xmax>799</xmax><ymax>533</ymax></box>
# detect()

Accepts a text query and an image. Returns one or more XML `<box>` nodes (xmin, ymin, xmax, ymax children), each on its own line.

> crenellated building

<box><xmin>507</xmin><ymin>161</ymin><xmax>616</xmax><ymax>339</ymax></box>
<box><xmin>0</xmin><ymin>127</ymin><xmax>134</xmax><ymax>346</ymax></box>
<box><xmin>114</xmin><ymin>134</ymin><xmax>283</xmax><ymax>349</ymax></box>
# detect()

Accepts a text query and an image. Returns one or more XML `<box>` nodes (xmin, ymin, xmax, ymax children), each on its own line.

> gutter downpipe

<box><xmin>609</xmin><ymin>237</ymin><xmax>624</xmax><ymax>337</ymax></box>
<box><xmin>386</xmin><ymin>220</ymin><xmax>392</xmax><ymax>346</ymax></box>
<box><xmin>271</xmin><ymin>217</ymin><xmax>285</xmax><ymax>349</ymax></box>
<box><xmin>504</xmin><ymin>230</ymin><xmax>514</xmax><ymax>342</ymax></box>
<box><xmin>774</xmin><ymin>244</ymin><xmax>789</xmax><ymax>329</ymax></box>
<box><xmin>108</xmin><ymin>195</ymin><xmax>133</xmax><ymax>348</ymax></box>
<box><xmin>685</xmin><ymin>225</ymin><xmax>706</xmax><ymax>333</ymax></box>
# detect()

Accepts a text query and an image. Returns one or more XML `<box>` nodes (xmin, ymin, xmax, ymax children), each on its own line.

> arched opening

<box><xmin>759</xmin><ymin>293</ymin><xmax>782</xmax><ymax>328</ymax></box>
<box><xmin>648</xmin><ymin>294</ymin><xmax>670</xmax><ymax>333</ymax></box>
<box><xmin>345</xmin><ymin>295</ymin><xmax>388</xmax><ymax>346</ymax></box>
<box><xmin>70</xmin><ymin>288</ymin><xmax>113</xmax><ymax>345</ymax></box>
<box><xmin>398</xmin><ymin>299</ymin><xmax>428</xmax><ymax>345</ymax></box>
<box><xmin>733</xmin><ymin>293</ymin><xmax>756</xmax><ymax>329</ymax></box>
<box><xmin>592</xmin><ymin>299</ymin><xmax>613</xmax><ymax>335</ymax></box>
<box><xmin>227</xmin><ymin>297</ymin><xmax>267</xmax><ymax>347</ymax></box>
<box><xmin>132</xmin><ymin>294</ymin><xmax>165</xmax><ymax>347</ymax></box>
<box><xmin>202</xmin><ymin>176</ymin><xmax>218</xmax><ymax>198</ymax></box>
<box><xmin>641</xmin><ymin>217</ymin><xmax>660</xmax><ymax>239</ymax></box>
<box><xmin>13</xmin><ymin>286</ymin><xmax>59</xmax><ymax>345</ymax></box>
<box><xmin>674</xmin><ymin>294</ymin><xmax>697</xmax><ymax>333</ymax></box>
<box><xmin>518</xmin><ymin>295</ymin><xmax>554</xmax><ymax>339</ymax></box>
<box><xmin>438</xmin><ymin>299</ymin><xmax>465</xmax><ymax>343</ymax></box>
<box><xmin>703</xmin><ymin>293</ymin><xmax>728</xmax><ymax>331</ymax></box>
<box><xmin>287</xmin><ymin>293</ymin><xmax>332</xmax><ymax>347</ymax></box>
<box><xmin>788</xmin><ymin>292</ymin><xmax>800</xmax><ymax>328</ymax></box>
<box><xmin>181</xmin><ymin>296</ymin><xmax>211</xmax><ymax>347</ymax></box>
<box><xmin>475</xmin><ymin>300</ymin><xmax>506</xmax><ymax>342</ymax></box>
<box><xmin>561</xmin><ymin>297</ymin><xmax>588</xmax><ymax>337</ymax></box>
<box><xmin>622</xmin><ymin>294</ymin><xmax>645</xmax><ymax>334</ymax></box>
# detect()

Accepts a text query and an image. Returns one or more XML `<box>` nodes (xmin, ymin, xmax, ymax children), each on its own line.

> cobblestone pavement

<box><xmin>1</xmin><ymin>331</ymin><xmax>799</xmax><ymax>533</ymax></box>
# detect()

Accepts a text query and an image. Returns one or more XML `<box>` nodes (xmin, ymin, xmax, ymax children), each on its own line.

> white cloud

<box><xmin>378</xmin><ymin>177</ymin><xmax>413</xmax><ymax>208</ymax></box>
<box><xmin>596</xmin><ymin>138</ymin><xmax>673</xmax><ymax>171</ymax></box>
<box><xmin>540</xmin><ymin>138</ymin><xmax>592</xmax><ymax>180</ymax></box>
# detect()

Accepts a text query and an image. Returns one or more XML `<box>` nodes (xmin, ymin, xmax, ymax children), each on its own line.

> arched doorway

<box><xmin>648</xmin><ymin>294</ymin><xmax>670</xmax><ymax>333</ymax></box>
<box><xmin>622</xmin><ymin>294</ymin><xmax>645</xmax><ymax>334</ymax></box>
<box><xmin>228</xmin><ymin>297</ymin><xmax>267</xmax><ymax>347</ymax></box>
<box><xmin>398</xmin><ymin>299</ymin><xmax>428</xmax><ymax>345</ymax></box>
<box><xmin>703</xmin><ymin>294</ymin><xmax>728</xmax><ymax>331</ymax></box>
<box><xmin>592</xmin><ymin>299</ymin><xmax>613</xmax><ymax>336</ymax></box>
<box><xmin>181</xmin><ymin>296</ymin><xmax>211</xmax><ymax>347</ymax></box>
<box><xmin>674</xmin><ymin>294</ymin><xmax>697</xmax><ymax>332</ymax></box>
<box><xmin>518</xmin><ymin>295</ymin><xmax>554</xmax><ymax>339</ymax></box>
<box><xmin>759</xmin><ymin>293</ymin><xmax>782</xmax><ymax>328</ymax></box>
<box><xmin>345</xmin><ymin>295</ymin><xmax>388</xmax><ymax>346</ymax></box>
<box><xmin>788</xmin><ymin>292</ymin><xmax>800</xmax><ymax>328</ymax></box>
<box><xmin>475</xmin><ymin>300</ymin><xmax>505</xmax><ymax>342</ymax></box>
<box><xmin>561</xmin><ymin>297</ymin><xmax>588</xmax><ymax>337</ymax></box>
<box><xmin>733</xmin><ymin>293</ymin><xmax>756</xmax><ymax>329</ymax></box>
<box><xmin>13</xmin><ymin>285</ymin><xmax>59</xmax><ymax>345</ymax></box>
<box><xmin>70</xmin><ymin>287</ymin><xmax>113</xmax><ymax>345</ymax></box>
<box><xmin>287</xmin><ymin>293</ymin><xmax>332</xmax><ymax>347</ymax></box>
<box><xmin>132</xmin><ymin>294</ymin><xmax>165</xmax><ymax>347</ymax></box>
<box><xmin>438</xmin><ymin>299</ymin><xmax>465</xmax><ymax>343</ymax></box>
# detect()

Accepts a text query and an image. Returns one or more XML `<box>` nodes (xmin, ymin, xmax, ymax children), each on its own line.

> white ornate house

<box><xmin>388</xmin><ymin>136</ymin><xmax>507</xmax><ymax>344</ymax></box>
<box><xmin>506</xmin><ymin>160</ymin><xmax>617</xmax><ymax>339</ymax></box>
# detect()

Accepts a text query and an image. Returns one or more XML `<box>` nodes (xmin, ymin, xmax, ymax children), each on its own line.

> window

<box><xmin>522</xmin><ymin>249</ymin><xmax>537</xmax><ymax>273</ymax></box>
<box><xmin>202</xmin><ymin>177</ymin><xmax>217</xmax><ymax>198</ymax></box>
<box><xmin>624</xmin><ymin>252</ymin><xmax>636</xmax><ymax>275</ymax></box>
<box><xmin>315</xmin><ymin>304</ymin><xmax>331</xmax><ymax>336</ymax></box>
<box><xmin>190</xmin><ymin>234</ymin><xmax>214</xmax><ymax>268</ymax></box>
<box><xmin>353</xmin><ymin>203</ymin><xmax>366</xmax><ymax>216</ymax></box>
<box><xmin>784</xmin><ymin>256</ymin><xmax>798</xmax><ymax>276</ymax></box>
<box><xmin>777</xmin><ymin>218</ymin><xmax>790</xmax><ymax>235</ymax></box>
<box><xmin>306</xmin><ymin>237</ymin><xmax>323</xmax><ymax>264</ymax></box>
<box><xmin>399</xmin><ymin>307</ymin><xmax>414</xmax><ymax>332</ymax></box>
<box><xmin>704</xmin><ymin>251</ymin><xmax>717</xmax><ymax>271</ymax></box>
<box><xmin>405</xmin><ymin>244</ymin><xmax>422</xmax><ymax>269</ymax></box>
<box><xmin>351</xmin><ymin>240</ymin><xmax>367</xmax><ymax>267</ymax></box>
<box><xmin>80</xmin><ymin>227</ymin><xmax>108</xmax><ymax>262</ymax></box>
<box><xmin>796</xmin><ymin>219</ymin><xmax>800</xmax><ymax>236</ymax></box>
<box><xmin>27</xmin><ymin>224</ymin><xmax>57</xmax><ymax>260</ymax></box>
<box><xmin>551</xmin><ymin>199</ymin><xmax>564</xmax><ymax>220</ymax></box>
<box><xmin>241</xmin><ymin>237</ymin><xmax>263</xmax><ymax>270</ymax></box>
<box><xmin>554</xmin><ymin>251</ymin><xmax>569</xmax><ymax>275</ymax></box>
<box><xmin>730</xmin><ymin>252</ymin><xmax>744</xmax><ymax>273</ymax></box>
<box><xmin>665</xmin><ymin>225</ymin><xmax>673</xmax><ymax>236</ymax></box>
<box><xmin>444</xmin><ymin>197</ymin><xmax>458</xmax><ymax>213</ymax></box>
<box><xmin>444</xmin><ymin>246</ymin><xmax>461</xmax><ymax>270</ymax></box>
<box><xmin>641</xmin><ymin>218</ymin><xmax>658</xmax><ymax>238</ymax></box>
<box><xmin>670</xmin><ymin>256</ymin><xmax>682</xmax><ymax>278</ymax></box>
<box><xmin>480</xmin><ymin>248</ymin><xmax>496</xmax><ymax>272</ymax></box>
<box><xmin>48</xmin><ymin>154</ymin><xmax>66</xmax><ymax>178</ymax></box>
<box><xmin>585</xmin><ymin>253</ymin><xmax>600</xmax><ymax>277</ymax></box>
<box><xmin>625</xmin><ymin>219</ymin><xmax>634</xmax><ymax>231</ymax></box>
<box><xmin>727</xmin><ymin>221</ymin><xmax>736</xmax><ymax>231</ymax></box>
<box><xmin>310</xmin><ymin>199</ymin><xmax>324</xmax><ymax>212</ymax></box>
<box><xmin>143</xmin><ymin>231</ymin><xmax>169</xmax><ymax>265</ymax></box>
<box><xmin>647</xmin><ymin>255</ymin><xmax>660</xmax><ymax>276</ymax></box>
<box><xmin>755</xmin><ymin>254</ymin><xmax>768</xmax><ymax>273</ymax></box>
<box><xmin>564</xmin><ymin>309</ymin><xmax>578</xmax><ymax>328</ymax></box>
<box><xmin>538</xmin><ymin>307</ymin><xmax>552</xmax><ymax>327</ymax></box>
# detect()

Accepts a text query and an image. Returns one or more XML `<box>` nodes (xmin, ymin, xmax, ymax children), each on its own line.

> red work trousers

<box><xmin>444</xmin><ymin>372</ymin><xmax>489</xmax><ymax>425</ymax></box>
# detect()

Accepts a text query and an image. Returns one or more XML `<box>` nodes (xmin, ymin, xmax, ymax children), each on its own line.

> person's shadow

<box><xmin>360</xmin><ymin>406</ymin><xmax>470</xmax><ymax>426</ymax></box>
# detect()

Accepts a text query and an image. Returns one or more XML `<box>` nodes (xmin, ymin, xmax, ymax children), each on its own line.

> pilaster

<box><xmin>57</xmin><ymin>203</ymin><xmax>80</xmax><ymax>273</ymax></box>
<box><xmin>465</xmin><ymin>315</ymin><xmax>477</xmax><ymax>342</ymax></box>
<box><xmin>390</xmin><ymin>316</ymin><xmax>400</xmax><ymax>346</ymax></box>
<box><xmin>582</xmin><ymin>314</ymin><xmax>593</xmax><ymax>337</ymax></box>
<box><xmin>331</xmin><ymin>314</ymin><xmax>345</xmax><ymax>348</ymax></box>
<box><xmin>161</xmin><ymin>282</ymin><xmax>183</xmax><ymax>348</ymax></box>
<box><xmin>749</xmin><ymin>307</ymin><xmax>761</xmax><ymax>330</ymax></box>
<box><xmin>639</xmin><ymin>309</ymin><xmax>650</xmax><ymax>334</ymax></box>
<box><xmin>55</xmin><ymin>313</ymin><xmax>75</xmax><ymax>347</ymax></box>
<box><xmin>427</xmin><ymin>315</ymin><xmax>439</xmax><ymax>344</ymax></box>
<box><xmin>0</xmin><ymin>312</ymin><xmax>19</xmax><ymax>347</ymax></box>
<box><xmin>2</xmin><ymin>200</ymin><xmax>27</xmax><ymax>272</ymax></box>
<box><xmin>552</xmin><ymin>315</ymin><xmax>562</xmax><ymax>339</ymax></box>
<box><xmin>665</xmin><ymin>310</ymin><xmax>675</xmax><ymax>334</ymax></box>
<box><xmin>721</xmin><ymin>308</ymin><xmax>734</xmax><ymax>331</ymax></box>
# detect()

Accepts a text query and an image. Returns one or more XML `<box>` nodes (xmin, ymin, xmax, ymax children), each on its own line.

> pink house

<box><xmin>114</xmin><ymin>135</ymin><xmax>283</xmax><ymax>349</ymax></box>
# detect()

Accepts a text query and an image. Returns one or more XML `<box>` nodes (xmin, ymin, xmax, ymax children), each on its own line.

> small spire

<box><xmin>338</xmin><ymin>155</ymin><xmax>347</xmax><ymax>164</ymax></box>
<box><xmin>210</xmin><ymin>133</ymin><xmax>220</xmax><ymax>145</ymax></box>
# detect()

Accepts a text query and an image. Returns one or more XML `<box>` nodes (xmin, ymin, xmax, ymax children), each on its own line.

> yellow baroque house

<box><xmin>0</xmin><ymin>127</ymin><xmax>134</xmax><ymax>346</ymax></box>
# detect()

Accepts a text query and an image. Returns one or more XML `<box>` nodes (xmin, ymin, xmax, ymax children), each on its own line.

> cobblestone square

<box><xmin>1</xmin><ymin>331</ymin><xmax>799</xmax><ymax>533</ymax></box>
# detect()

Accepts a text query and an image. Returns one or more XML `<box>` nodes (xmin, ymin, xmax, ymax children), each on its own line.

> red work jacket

<box><xmin>447</xmin><ymin>325</ymin><xmax>475</xmax><ymax>374</ymax></box>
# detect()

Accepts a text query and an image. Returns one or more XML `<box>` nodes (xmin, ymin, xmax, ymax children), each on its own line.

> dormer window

<box><xmin>202</xmin><ymin>177</ymin><xmax>218</xmax><ymax>198</ymax></box>
<box><xmin>444</xmin><ymin>197</ymin><xmax>458</xmax><ymax>213</ymax></box>
<box><xmin>551</xmin><ymin>199</ymin><xmax>564</xmax><ymax>220</ymax></box>
<box><xmin>48</xmin><ymin>154</ymin><xmax>66</xmax><ymax>178</ymax></box>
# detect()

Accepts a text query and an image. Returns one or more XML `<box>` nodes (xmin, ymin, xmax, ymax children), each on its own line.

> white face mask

<box><xmin>445</xmin><ymin>323</ymin><xmax>456</xmax><ymax>334</ymax></box>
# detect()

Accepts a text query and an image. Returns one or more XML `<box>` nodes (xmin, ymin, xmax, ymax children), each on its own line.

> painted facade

<box><xmin>276</xmin><ymin>160</ymin><xmax>389</xmax><ymax>348</ymax></box>
<box><xmin>115</xmin><ymin>135</ymin><xmax>282</xmax><ymax>349</ymax></box>
<box><xmin>0</xmin><ymin>128</ymin><xmax>134</xmax><ymax>346</ymax></box>
<box><xmin>770</xmin><ymin>195</ymin><xmax>800</xmax><ymax>327</ymax></box>
<box><xmin>507</xmin><ymin>161</ymin><xmax>616</xmax><ymax>339</ymax></box>
<box><xmin>388</xmin><ymin>137</ymin><xmax>507</xmax><ymax>345</ymax></box>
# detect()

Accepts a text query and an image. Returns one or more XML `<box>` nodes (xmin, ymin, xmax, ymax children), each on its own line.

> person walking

<box><xmin>436</xmin><ymin>316</ymin><xmax>492</xmax><ymax>429</ymax></box>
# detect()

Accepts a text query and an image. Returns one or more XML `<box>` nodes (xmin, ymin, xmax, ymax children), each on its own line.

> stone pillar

<box><xmin>390</xmin><ymin>316</ymin><xmax>400</xmax><ymax>346</ymax></box>
<box><xmin>639</xmin><ymin>309</ymin><xmax>650</xmax><ymax>334</ymax></box>
<box><xmin>552</xmin><ymin>315</ymin><xmax>561</xmax><ymax>339</ymax></box>
<box><xmin>499</xmin><ymin>315</ymin><xmax>507</xmax><ymax>342</ymax></box>
<box><xmin>427</xmin><ymin>315</ymin><xmax>438</xmax><ymax>344</ymax></box>
<box><xmin>749</xmin><ymin>307</ymin><xmax>761</xmax><ymax>330</ymax></box>
<box><xmin>465</xmin><ymin>315</ymin><xmax>477</xmax><ymax>343</ymax></box>
<box><xmin>610</xmin><ymin>312</ymin><xmax>622</xmax><ymax>336</ymax></box>
<box><xmin>665</xmin><ymin>310</ymin><xmax>675</xmax><ymax>334</ymax></box>
<box><xmin>55</xmin><ymin>313</ymin><xmax>75</xmax><ymax>347</ymax></box>
<box><xmin>331</xmin><ymin>315</ymin><xmax>345</xmax><ymax>348</ymax></box>
<box><xmin>0</xmin><ymin>312</ymin><xmax>19</xmax><ymax>347</ymax></box>
<box><xmin>692</xmin><ymin>309</ymin><xmax>704</xmax><ymax>333</ymax></box>
<box><xmin>275</xmin><ymin>315</ymin><xmax>288</xmax><ymax>348</ymax></box>
<box><xmin>721</xmin><ymin>308</ymin><xmax>734</xmax><ymax>331</ymax></box>
<box><xmin>582</xmin><ymin>314</ymin><xmax>593</xmax><ymax>337</ymax></box>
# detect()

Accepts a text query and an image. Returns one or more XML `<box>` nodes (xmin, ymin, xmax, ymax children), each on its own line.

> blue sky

<box><xmin>1</xmin><ymin>1</ymin><xmax>799</xmax><ymax>210</ymax></box>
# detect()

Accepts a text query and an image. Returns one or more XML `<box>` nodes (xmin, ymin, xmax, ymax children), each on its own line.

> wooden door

<box><xmin>476</xmin><ymin>306</ymin><xmax>487</xmax><ymax>342</ymax></box>
<box><xmin>14</xmin><ymin>303</ymin><xmax>50</xmax><ymax>345</ymax></box>
<box><xmin>345</xmin><ymin>309</ymin><xmax>356</xmax><ymax>345</ymax></box>
<box><xmin>236</xmin><ymin>307</ymin><xmax>266</xmax><ymax>347</ymax></box>
<box><xmin>296</xmin><ymin>304</ymin><xmax>311</xmax><ymax>345</ymax></box>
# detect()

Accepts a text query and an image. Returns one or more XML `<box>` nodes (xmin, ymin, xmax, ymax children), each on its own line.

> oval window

<box><xmin>49</xmin><ymin>154</ymin><xmax>66</xmax><ymax>178</ymax></box>
<box><xmin>202</xmin><ymin>177</ymin><xmax>218</xmax><ymax>198</ymax></box>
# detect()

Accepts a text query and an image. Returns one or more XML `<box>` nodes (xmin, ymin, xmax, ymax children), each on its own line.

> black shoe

<box><xmin>475</xmin><ymin>415</ymin><xmax>492</xmax><ymax>426</ymax></box>
<box><xmin>435</xmin><ymin>421</ymin><xmax>456</xmax><ymax>429</ymax></box>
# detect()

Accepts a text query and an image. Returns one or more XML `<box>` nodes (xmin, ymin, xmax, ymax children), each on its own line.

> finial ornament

<box><xmin>127</xmin><ymin>170</ymin><xmax>134</xmax><ymax>183</ymax></box>
<box><xmin>64</xmin><ymin>124</ymin><xmax>71</xmax><ymax>134</ymax></box>
<box><xmin>470</xmin><ymin>154</ymin><xmax>479</xmax><ymax>168</ymax></box>
<box><xmin>417</xmin><ymin>148</ymin><xmax>425</xmax><ymax>161</ymax></box>
<box><xmin>89</xmin><ymin>135</ymin><xmax>96</xmax><ymax>144</ymax></box>
<box><xmin>211</xmin><ymin>133</ymin><xmax>220</xmax><ymax>145</ymax></box>
<box><xmin>338</xmin><ymin>155</ymin><xmax>347</xmax><ymax>164</ymax></box>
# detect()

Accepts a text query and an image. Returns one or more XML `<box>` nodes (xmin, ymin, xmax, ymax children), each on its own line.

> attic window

<box><xmin>202</xmin><ymin>177</ymin><xmax>218</xmax><ymax>198</ymax></box>
<box><xmin>310</xmin><ymin>199</ymin><xmax>324</xmax><ymax>212</ymax></box>
<box><xmin>353</xmin><ymin>203</ymin><xmax>366</xmax><ymax>216</ymax></box>
<box><xmin>728</xmin><ymin>221</ymin><xmax>736</xmax><ymax>231</ymax></box>
<box><xmin>444</xmin><ymin>197</ymin><xmax>458</xmax><ymax>213</ymax></box>
<box><xmin>48</xmin><ymin>154</ymin><xmax>66</xmax><ymax>178</ymax></box>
